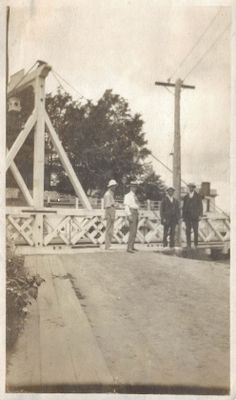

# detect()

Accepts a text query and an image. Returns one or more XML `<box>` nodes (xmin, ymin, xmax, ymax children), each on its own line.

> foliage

<box><xmin>6</xmin><ymin>86</ymin><xmax>35</xmax><ymax>189</ymax></box>
<box><xmin>136</xmin><ymin>164</ymin><xmax>166</xmax><ymax>201</ymax></box>
<box><xmin>6</xmin><ymin>85</ymin><xmax>165</xmax><ymax>200</ymax></box>
<box><xmin>46</xmin><ymin>88</ymin><xmax>159</xmax><ymax>196</ymax></box>
<box><xmin>6</xmin><ymin>243</ymin><xmax>45</xmax><ymax>351</ymax></box>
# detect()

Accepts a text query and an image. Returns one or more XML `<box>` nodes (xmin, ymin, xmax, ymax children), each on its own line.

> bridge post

<box><xmin>33</xmin><ymin>75</ymin><xmax>46</xmax><ymax>207</ymax></box>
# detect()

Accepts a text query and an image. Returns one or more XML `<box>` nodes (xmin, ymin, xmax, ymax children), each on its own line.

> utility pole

<box><xmin>6</xmin><ymin>6</ymin><xmax>10</xmax><ymax>85</ymax></box>
<box><xmin>155</xmin><ymin>79</ymin><xmax>195</xmax><ymax>246</ymax></box>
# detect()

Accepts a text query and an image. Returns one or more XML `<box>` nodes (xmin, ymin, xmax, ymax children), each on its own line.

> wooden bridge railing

<box><xmin>6</xmin><ymin>207</ymin><xmax>230</xmax><ymax>253</ymax></box>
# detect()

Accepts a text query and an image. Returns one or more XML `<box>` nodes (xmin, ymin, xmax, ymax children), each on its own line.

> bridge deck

<box><xmin>6</xmin><ymin>251</ymin><xmax>230</xmax><ymax>394</ymax></box>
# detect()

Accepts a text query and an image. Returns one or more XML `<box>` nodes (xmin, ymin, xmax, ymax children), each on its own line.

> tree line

<box><xmin>7</xmin><ymin>86</ymin><xmax>166</xmax><ymax>201</ymax></box>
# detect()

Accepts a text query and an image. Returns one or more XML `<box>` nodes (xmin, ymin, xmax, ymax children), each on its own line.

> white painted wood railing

<box><xmin>6</xmin><ymin>207</ymin><xmax>230</xmax><ymax>252</ymax></box>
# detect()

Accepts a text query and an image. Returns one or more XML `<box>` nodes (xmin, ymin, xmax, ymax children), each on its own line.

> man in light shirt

<box><xmin>124</xmin><ymin>182</ymin><xmax>139</xmax><ymax>253</ymax></box>
<box><xmin>103</xmin><ymin>179</ymin><xmax>118</xmax><ymax>250</ymax></box>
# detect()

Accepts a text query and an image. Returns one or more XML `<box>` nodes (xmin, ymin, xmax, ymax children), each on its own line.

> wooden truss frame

<box><xmin>7</xmin><ymin>63</ymin><xmax>92</xmax><ymax>210</ymax></box>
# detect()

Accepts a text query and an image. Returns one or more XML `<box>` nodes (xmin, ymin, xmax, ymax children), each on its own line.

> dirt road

<box><xmin>7</xmin><ymin>250</ymin><xmax>230</xmax><ymax>394</ymax></box>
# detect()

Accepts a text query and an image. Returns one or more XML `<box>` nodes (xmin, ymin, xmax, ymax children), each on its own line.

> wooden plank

<box><xmin>33</xmin><ymin>213</ymin><xmax>44</xmax><ymax>247</ymax></box>
<box><xmin>45</xmin><ymin>111</ymin><xmax>92</xmax><ymax>210</ymax></box>
<box><xmin>6</xmin><ymin>299</ymin><xmax>41</xmax><ymax>389</ymax></box>
<box><xmin>32</xmin><ymin>255</ymin><xmax>78</xmax><ymax>386</ymax></box>
<box><xmin>33</xmin><ymin>77</ymin><xmax>45</xmax><ymax>207</ymax></box>
<box><xmin>7</xmin><ymin>257</ymin><xmax>41</xmax><ymax>389</ymax></box>
<box><xmin>49</xmin><ymin>256</ymin><xmax>113</xmax><ymax>385</ymax></box>
<box><xmin>9</xmin><ymin>158</ymin><xmax>34</xmax><ymax>206</ymax></box>
<box><xmin>6</xmin><ymin>109</ymin><xmax>37</xmax><ymax>170</ymax></box>
<box><xmin>7</xmin><ymin>64</ymin><xmax>51</xmax><ymax>96</ymax></box>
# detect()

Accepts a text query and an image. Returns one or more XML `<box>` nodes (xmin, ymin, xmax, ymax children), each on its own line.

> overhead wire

<box><xmin>183</xmin><ymin>22</ymin><xmax>231</xmax><ymax>81</ymax></box>
<box><xmin>150</xmin><ymin>151</ymin><xmax>229</xmax><ymax>217</ymax></box>
<box><xmin>164</xmin><ymin>86</ymin><xmax>174</xmax><ymax>95</ymax></box>
<box><xmin>168</xmin><ymin>7</ymin><xmax>223</xmax><ymax>81</ymax></box>
<box><xmin>50</xmin><ymin>66</ymin><xmax>229</xmax><ymax>217</ymax></box>
<box><xmin>52</xmin><ymin>68</ymin><xmax>89</xmax><ymax>102</ymax></box>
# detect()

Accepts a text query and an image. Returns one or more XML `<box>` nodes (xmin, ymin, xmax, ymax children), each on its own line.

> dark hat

<box><xmin>188</xmin><ymin>182</ymin><xmax>196</xmax><ymax>188</ymax></box>
<box><xmin>166</xmin><ymin>186</ymin><xmax>175</xmax><ymax>192</ymax></box>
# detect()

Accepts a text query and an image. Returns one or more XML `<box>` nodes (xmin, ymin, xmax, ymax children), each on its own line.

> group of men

<box><xmin>160</xmin><ymin>183</ymin><xmax>203</xmax><ymax>249</ymax></box>
<box><xmin>103</xmin><ymin>179</ymin><xmax>203</xmax><ymax>252</ymax></box>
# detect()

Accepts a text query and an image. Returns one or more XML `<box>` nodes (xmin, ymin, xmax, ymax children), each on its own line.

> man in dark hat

<box><xmin>124</xmin><ymin>181</ymin><xmax>140</xmax><ymax>253</ymax></box>
<box><xmin>182</xmin><ymin>183</ymin><xmax>203</xmax><ymax>248</ymax></box>
<box><xmin>160</xmin><ymin>186</ymin><xmax>180</xmax><ymax>248</ymax></box>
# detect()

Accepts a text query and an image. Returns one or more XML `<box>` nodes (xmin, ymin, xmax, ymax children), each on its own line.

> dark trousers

<box><xmin>163</xmin><ymin>222</ymin><xmax>176</xmax><ymax>248</ymax></box>
<box><xmin>185</xmin><ymin>219</ymin><xmax>199</xmax><ymax>247</ymax></box>
<box><xmin>105</xmin><ymin>208</ymin><xmax>115</xmax><ymax>249</ymax></box>
<box><xmin>127</xmin><ymin>209</ymin><xmax>139</xmax><ymax>250</ymax></box>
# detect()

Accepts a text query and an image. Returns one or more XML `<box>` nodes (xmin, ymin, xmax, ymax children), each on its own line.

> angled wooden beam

<box><xmin>45</xmin><ymin>111</ymin><xmax>92</xmax><ymax>210</ymax></box>
<box><xmin>7</xmin><ymin>63</ymin><xmax>51</xmax><ymax>96</ymax></box>
<box><xmin>9</xmin><ymin>157</ymin><xmax>34</xmax><ymax>206</ymax></box>
<box><xmin>6</xmin><ymin>109</ymin><xmax>37</xmax><ymax>170</ymax></box>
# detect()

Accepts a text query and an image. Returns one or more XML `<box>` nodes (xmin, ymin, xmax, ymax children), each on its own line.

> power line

<box><xmin>150</xmin><ymin>152</ymin><xmax>188</xmax><ymax>185</ymax></box>
<box><xmin>52</xmin><ymin>69</ymin><xmax>89</xmax><ymax>101</ymax></box>
<box><xmin>164</xmin><ymin>86</ymin><xmax>174</xmax><ymax>95</ymax></box>
<box><xmin>51</xmin><ymin>66</ymin><xmax>228</xmax><ymax>217</ymax></box>
<box><xmin>150</xmin><ymin>151</ymin><xmax>229</xmax><ymax>217</ymax></box>
<box><xmin>183</xmin><ymin>22</ymin><xmax>231</xmax><ymax>81</ymax></box>
<box><xmin>168</xmin><ymin>7</ymin><xmax>222</xmax><ymax>81</ymax></box>
<box><xmin>51</xmin><ymin>69</ymin><xmax>64</xmax><ymax>89</ymax></box>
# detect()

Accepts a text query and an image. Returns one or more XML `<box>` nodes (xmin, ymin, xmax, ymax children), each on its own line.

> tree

<box><xmin>7</xmin><ymin>86</ymin><xmax>165</xmax><ymax>201</ymax></box>
<box><xmin>6</xmin><ymin>86</ymin><xmax>35</xmax><ymax>189</ymax></box>
<box><xmin>136</xmin><ymin>164</ymin><xmax>166</xmax><ymax>201</ymax></box>
<box><xmin>46</xmin><ymin>88</ymin><xmax>158</xmax><ymax>196</ymax></box>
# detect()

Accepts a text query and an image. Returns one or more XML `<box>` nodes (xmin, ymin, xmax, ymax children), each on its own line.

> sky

<box><xmin>7</xmin><ymin>0</ymin><xmax>232</xmax><ymax>211</ymax></box>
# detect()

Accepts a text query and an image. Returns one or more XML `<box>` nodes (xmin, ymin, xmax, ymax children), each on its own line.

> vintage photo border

<box><xmin>0</xmin><ymin>0</ymin><xmax>235</xmax><ymax>399</ymax></box>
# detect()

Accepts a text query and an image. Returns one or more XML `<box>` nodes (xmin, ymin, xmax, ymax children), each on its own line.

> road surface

<box><xmin>6</xmin><ymin>250</ymin><xmax>230</xmax><ymax>394</ymax></box>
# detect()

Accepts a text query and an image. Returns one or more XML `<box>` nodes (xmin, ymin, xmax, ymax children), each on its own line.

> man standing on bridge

<box><xmin>124</xmin><ymin>181</ymin><xmax>140</xmax><ymax>253</ymax></box>
<box><xmin>183</xmin><ymin>183</ymin><xmax>203</xmax><ymax>249</ymax></box>
<box><xmin>160</xmin><ymin>186</ymin><xmax>180</xmax><ymax>249</ymax></box>
<box><xmin>104</xmin><ymin>179</ymin><xmax>118</xmax><ymax>250</ymax></box>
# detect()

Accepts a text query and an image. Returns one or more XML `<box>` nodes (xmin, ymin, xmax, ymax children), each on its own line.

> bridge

<box><xmin>6</xmin><ymin>61</ymin><xmax>230</xmax><ymax>256</ymax></box>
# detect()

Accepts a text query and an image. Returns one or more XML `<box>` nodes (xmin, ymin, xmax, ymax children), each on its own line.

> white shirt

<box><xmin>103</xmin><ymin>189</ymin><xmax>115</xmax><ymax>208</ymax></box>
<box><xmin>189</xmin><ymin>191</ymin><xmax>195</xmax><ymax>198</ymax></box>
<box><xmin>124</xmin><ymin>191</ymin><xmax>139</xmax><ymax>216</ymax></box>
<box><xmin>167</xmin><ymin>194</ymin><xmax>174</xmax><ymax>203</ymax></box>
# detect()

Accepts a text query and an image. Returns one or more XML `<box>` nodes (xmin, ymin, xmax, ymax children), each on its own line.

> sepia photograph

<box><xmin>2</xmin><ymin>0</ymin><xmax>234</xmax><ymax>397</ymax></box>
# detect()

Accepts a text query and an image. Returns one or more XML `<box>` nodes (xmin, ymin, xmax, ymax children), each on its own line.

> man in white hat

<box><xmin>160</xmin><ymin>186</ymin><xmax>180</xmax><ymax>248</ymax></box>
<box><xmin>103</xmin><ymin>179</ymin><xmax>118</xmax><ymax>250</ymax></box>
<box><xmin>124</xmin><ymin>181</ymin><xmax>140</xmax><ymax>253</ymax></box>
<box><xmin>182</xmin><ymin>183</ymin><xmax>203</xmax><ymax>248</ymax></box>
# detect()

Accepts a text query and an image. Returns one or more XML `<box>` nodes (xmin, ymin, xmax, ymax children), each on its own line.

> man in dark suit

<box><xmin>160</xmin><ymin>187</ymin><xmax>180</xmax><ymax>248</ymax></box>
<box><xmin>182</xmin><ymin>183</ymin><xmax>203</xmax><ymax>248</ymax></box>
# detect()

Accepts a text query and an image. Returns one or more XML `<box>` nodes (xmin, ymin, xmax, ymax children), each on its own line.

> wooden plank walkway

<box><xmin>6</xmin><ymin>251</ymin><xmax>230</xmax><ymax>394</ymax></box>
<box><xmin>7</xmin><ymin>255</ymin><xmax>113</xmax><ymax>392</ymax></box>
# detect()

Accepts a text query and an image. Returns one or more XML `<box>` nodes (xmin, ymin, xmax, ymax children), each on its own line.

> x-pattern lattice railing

<box><xmin>6</xmin><ymin>208</ymin><xmax>230</xmax><ymax>251</ymax></box>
